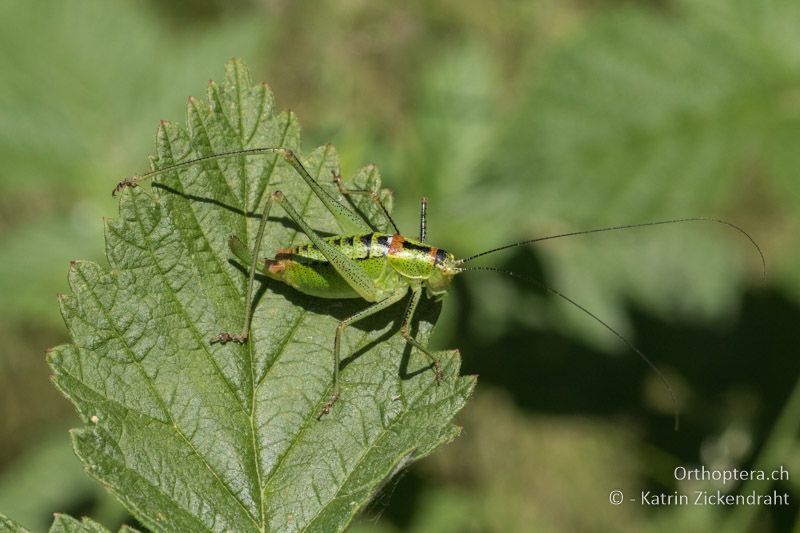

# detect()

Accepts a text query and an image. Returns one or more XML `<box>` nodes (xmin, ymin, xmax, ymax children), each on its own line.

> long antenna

<box><xmin>420</xmin><ymin>196</ymin><xmax>428</xmax><ymax>243</ymax></box>
<box><xmin>460</xmin><ymin>265</ymin><xmax>680</xmax><ymax>431</ymax></box>
<box><xmin>455</xmin><ymin>217</ymin><xmax>766</xmax><ymax>280</ymax></box>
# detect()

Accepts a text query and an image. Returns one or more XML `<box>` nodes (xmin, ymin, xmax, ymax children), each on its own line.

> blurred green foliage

<box><xmin>0</xmin><ymin>0</ymin><xmax>798</xmax><ymax>531</ymax></box>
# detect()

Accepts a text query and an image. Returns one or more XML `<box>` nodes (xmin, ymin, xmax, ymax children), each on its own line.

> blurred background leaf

<box><xmin>1</xmin><ymin>0</ymin><xmax>798</xmax><ymax>531</ymax></box>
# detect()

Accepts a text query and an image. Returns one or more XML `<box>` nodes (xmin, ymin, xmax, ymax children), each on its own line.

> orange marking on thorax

<box><xmin>428</xmin><ymin>246</ymin><xmax>439</xmax><ymax>263</ymax></box>
<box><xmin>274</xmin><ymin>247</ymin><xmax>298</xmax><ymax>262</ymax></box>
<box><xmin>388</xmin><ymin>234</ymin><xmax>405</xmax><ymax>255</ymax></box>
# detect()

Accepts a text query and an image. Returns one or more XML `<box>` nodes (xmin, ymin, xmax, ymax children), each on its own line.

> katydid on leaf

<box><xmin>113</xmin><ymin>147</ymin><xmax>765</xmax><ymax>427</ymax></box>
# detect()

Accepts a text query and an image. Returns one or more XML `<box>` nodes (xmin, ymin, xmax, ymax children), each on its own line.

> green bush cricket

<box><xmin>114</xmin><ymin>147</ymin><xmax>765</xmax><ymax>427</ymax></box>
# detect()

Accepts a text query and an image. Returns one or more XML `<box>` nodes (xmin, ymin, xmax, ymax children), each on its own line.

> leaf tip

<box><xmin>45</xmin><ymin>345</ymin><xmax>63</xmax><ymax>367</ymax></box>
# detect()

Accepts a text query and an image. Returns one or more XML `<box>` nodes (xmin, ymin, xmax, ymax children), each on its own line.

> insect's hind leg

<box><xmin>114</xmin><ymin>147</ymin><xmax>372</xmax><ymax>234</ymax></box>
<box><xmin>399</xmin><ymin>285</ymin><xmax>443</xmax><ymax>383</ymax></box>
<box><xmin>116</xmin><ymin>148</ymin><xmax>386</xmax><ymax>345</ymax></box>
<box><xmin>318</xmin><ymin>287</ymin><xmax>409</xmax><ymax>419</ymax></box>
<box><xmin>205</xmin><ymin>151</ymin><xmax>376</xmax><ymax>345</ymax></box>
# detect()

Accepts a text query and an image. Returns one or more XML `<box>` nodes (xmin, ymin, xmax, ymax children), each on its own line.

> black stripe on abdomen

<box><xmin>401</xmin><ymin>240</ymin><xmax>433</xmax><ymax>254</ymax></box>
<box><xmin>359</xmin><ymin>234</ymin><xmax>372</xmax><ymax>259</ymax></box>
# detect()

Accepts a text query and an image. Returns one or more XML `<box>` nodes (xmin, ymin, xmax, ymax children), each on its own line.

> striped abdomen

<box><xmin>280</xmin><ymin>232</ymin><xmax>393</xmax><ymax>264</ymax></box>
<box><xmin>263</xmin><ymin>232</ymin><xmax>449</xmax><ymax>300</ymax></box>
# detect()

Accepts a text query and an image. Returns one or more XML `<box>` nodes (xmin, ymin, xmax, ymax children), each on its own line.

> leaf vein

<box><xmin>71</xmin><ymin>264</ymin><xmax>261</xmax><ymax>528</ymax></box>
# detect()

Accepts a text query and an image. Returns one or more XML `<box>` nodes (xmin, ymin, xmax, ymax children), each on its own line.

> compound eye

<box><xmin>434</xmin><ymin>248</ymin><xmax>447</xmax><ymax>267</ymax></box>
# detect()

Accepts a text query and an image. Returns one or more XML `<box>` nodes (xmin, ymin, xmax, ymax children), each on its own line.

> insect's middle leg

<box><xmin>317</xmin><ymin>287</ymin><xmax>409</xmax><ymax>419</ymax></box>
<box><xmin>399</xmin><ymin>285</ymin><xmax>443</xmax><ymax>383</ymax></box>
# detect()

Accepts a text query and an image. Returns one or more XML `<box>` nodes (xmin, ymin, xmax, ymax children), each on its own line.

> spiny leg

<box><xmin>264</xmin><ymin>191</ymin><xmax>409</xmax><ymax>417</ymax></box>
<box><xmin>210</xmin><ymin>189</ymin><xmax>275</xmax><ymax>345</ymax></box>
<box><xmin>113</xmin><ymin>147</ymin><xmax>372</xmax><ymax>234</ymax></box>
<box><xmin>279</xmin><ymin>150</ymin><xmax>372</xmax><ymax>234</ymax></box>
<box><xmin>332</xmin><ymin>169</ymin><xmax>400</xmax><ymax>234</ymax></box>
<box><xmin>116</xmin><ymin>148</ymin><xmax>385</xmax><ymax>346</ymax></box>
<box><xmin>121</xmin><ymin>147</ymin><xmax>374</xmax><ymax>345</ymax></box>
<box><xmin>318</xmin><ymin>287</ymin><xmax>409</xmax><ymax>419</ymax></box>
<box><xmin>211</xmin><ymin>181</ymin><xmax>382</xmax><ymax>346</ymax></box>
<box><xmin>399</xmin><ymin>285</ymin><xmax>443</xmax><ymax>383</ymax></box>
<box><xmin>271</xmin><ymin>191</ymin><xmax>381</xmax><ymax>301</ymax></box>
<box><xmin>268</xmin><ymin>194</ymin><xmax>444</xmax><ymax>408</ymax></box>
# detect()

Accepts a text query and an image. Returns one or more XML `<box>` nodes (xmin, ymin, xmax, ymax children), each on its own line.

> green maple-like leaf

<box><xmin>47</xmin><ymin>59</ymin><xmax>475</xmax><ymax>532</ymax></box>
